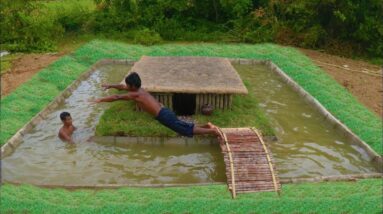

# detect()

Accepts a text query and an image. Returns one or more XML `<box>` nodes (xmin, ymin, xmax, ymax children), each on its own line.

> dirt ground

<box><xmin>299</xmin><ymin>48</ymin><xmax>382</xmax><ymax>117</ymax></box>
<box><xmin>1</xmin><ymin>47</ymin><xmax>382</xmax><ymax>117</ymax></box>
<box><xmin>1</xmin><ymin>53</ymin><xmax>64</xmax><ymax>96</ymax></box>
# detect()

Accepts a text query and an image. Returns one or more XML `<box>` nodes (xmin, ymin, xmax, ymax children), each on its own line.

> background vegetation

<box><xmin>1</xmin><ymin>0</ymin><xmax>382</xmax><ymax>60</ymax></box>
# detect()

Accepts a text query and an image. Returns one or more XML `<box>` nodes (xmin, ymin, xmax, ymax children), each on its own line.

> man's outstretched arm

<box><xmin>102</xmin><ymin>83</ymin><xmax>128</xmax><ymax>90</ymax></box>
<box><xmin>92</xmin><ymin>93</ymin><xmax>138</xmax><ymax>103</ymax></box>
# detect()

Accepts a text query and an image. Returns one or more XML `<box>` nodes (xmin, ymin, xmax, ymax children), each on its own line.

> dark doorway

<box><xmin>172</xmin><ymin>93</ymin><xmax>196</xmax><ymax>115</ymax></box>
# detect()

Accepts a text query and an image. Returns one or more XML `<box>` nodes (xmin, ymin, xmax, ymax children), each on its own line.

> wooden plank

<box><xmin>218</xmin><ymin>128</ymin><xmax>236</xmax><ymax>199</ymax></box>
<box><xmin>218</xmin><ymin>127</ymin><xmax>281</xmax><ymax>197</ymax></box>
<box><xmin>251</xmin><ymin>128</ymin><xmax>280</xmax><ymax>195</ymax></box>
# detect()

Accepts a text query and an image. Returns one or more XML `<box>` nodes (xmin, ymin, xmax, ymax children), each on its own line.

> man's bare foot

<box><xmin>207</xmin><ymin>122</ymin><xmax>220</xmax><ymax>136</ymax></box>
<box><xmin>207</xmin><ymin>122</ymin><xmax>215</xmax><ymax>129</ymax></box>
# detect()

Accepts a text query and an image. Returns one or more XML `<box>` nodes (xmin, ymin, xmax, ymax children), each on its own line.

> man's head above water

<box><xmin>60</xmin><ymin>111</ymin><xmax>72</xmax><ymax>126</ymax></box>
<box><xmin>125</xmin><ymin>72</ymin><xmax>141</xmax><ymax>91</ymax></box>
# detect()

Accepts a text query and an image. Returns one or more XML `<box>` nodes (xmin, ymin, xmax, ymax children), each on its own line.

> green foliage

<box><xmin>1</xmin><ymin>179</ymin><xmax>382</xmax><ymax>213</ymax></box>
<box><xmin>0</xmin><ymin>0</ymin><xmax>64</xmax><ymax>52</ymax></box>
<box><xmin>269</xmin><ymin>0</ymin><xmax>383</xmax><ymax>56</ymax></box>
<box><xmin>0</xmin><ymin>0</ymin><xmax>95</xmax><ymax>52</ymax></box>
<box><xmin>1</xmin><ymin>40</ymin><xmax>382</xmax><ymax>156</ymax></box>
<box><xmin>131</xmin><ymin>28</ymin><xmax>163</xmax><ymax>45</ymax></box>
<box><xmin>1</xmin><ymin>0</ymin><xmax>382</xmax><ymax>57</ymax></box>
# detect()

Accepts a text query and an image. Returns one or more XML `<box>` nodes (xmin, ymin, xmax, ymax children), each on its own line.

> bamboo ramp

<box><xmin>217</xmin><ymin>128</ymin><xmax>281</xmax><ymax>198</ymax></box>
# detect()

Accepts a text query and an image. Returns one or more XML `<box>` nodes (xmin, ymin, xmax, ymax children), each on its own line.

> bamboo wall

<box><xmin>136</xmin><ymin>93</ymin><xmax>232</xmax><ymax>112</ymax></box>
<box><xmin>195</xmin><ymin>94</ymin><xmax>232</xmax><ymax>113</ymax></box>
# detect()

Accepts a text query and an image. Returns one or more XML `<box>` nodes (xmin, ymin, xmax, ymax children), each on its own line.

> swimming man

<box><xmin>58</xmin><ymin>112</ymin><xmax>77</xmax><ymax>143</ymax></box>
<box><xmin>91</xmin><ymin>72</ymin><xmax>219</xmax><ymax>137</ymax></box>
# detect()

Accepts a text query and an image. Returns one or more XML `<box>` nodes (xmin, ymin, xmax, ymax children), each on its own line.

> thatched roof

<box><xmin>123</xmin><ymin>56</ymin><xmax>248</xmax><ymax>94</ymax></box>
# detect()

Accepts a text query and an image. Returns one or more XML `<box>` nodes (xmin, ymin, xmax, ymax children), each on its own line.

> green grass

<box><xmin>1</xmin><ymin>179</ymin><xmax>382</xmax><ymax>213</ymax></box>
<box><xmin>1</xmin><ymin>40</ymin><xmax>381</xmax><ymax>155</ymax></box>
<box><xmin>1</xmin><ymin>40</ymin><xmax>382</xmax><ymax>213</ymax></box>
<box><xmin>0</xmin><ymin>54</ymin><xmax>21</xmax><ymax>75</ymax></box>
<box><xmin>96</xmin><ymin>81</ymin><xmax>274</xmax><ymax>137</ymax></box>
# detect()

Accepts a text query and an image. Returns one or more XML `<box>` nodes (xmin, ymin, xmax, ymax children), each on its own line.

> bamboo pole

<box><xmin>228</xmin><ymin>95</ymin><xmax>232</xmax><ymax>109</ymax></box>
<box><xmin>207</xmin><ymin>94</ymin><xmax>211</xmax><ymax>106</ymax></box>
<box><xmin>223</xmin><ymin>94</ymin><xmax>228</xmax><ymax>109</ymax></box>
<box><xmin>196</xmin><ymin>94</ymin><xmax>200</xmax><ymax>113</ymax></box>
<box><xmin>208</xmin><ymin>94</ymin><xmax>212</xmax><ymax>106</ymax></box>
<box><xmin>164</xmin><ymin>94</ymin><xmax>169</xmax><ymax>107</ymax></box>
<box><xmin>201</xmin><ymin>94</ymin><xmax>205</xmax><ymax>106</ymax></box>
<box><xmin>251</xmin><ymin>127</ymin><xmax>280</xmax><ymax>196</ymax></box>
<box><xmin>202</xmin><ymin>94</ymin><xmax>207</xmax><ymax>105</ymax></box>
<box><xmin>214</xmin><ymin>95</ymin><xmax>217</xmax><ymax>109</ymax></box>
<box><xmin>159</xmin><ymin>95</ymin><xmax>163</xmax><ymax>106</ymax></box>
<box><xmin>170</xmin><ymin>94</ymin><xmax>174</xmax><ymax>110</ymax></box>
<box><xmin>219</xmin><ymin>94</ymin><xmax>224</xmax><ymax>110</ymax></box>
<box><xmin>218</xmin><ymin>128</ymin><xmax>236</xmax><ymax>199</ymax></box>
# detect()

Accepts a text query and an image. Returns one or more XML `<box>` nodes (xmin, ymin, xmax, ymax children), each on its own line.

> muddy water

<box><xmin>1</xmin><ymin>64</ymin><xmax>226</xmax><ymax>185</ymax></box>
<box><xmin>3</xmin><ymin>63</ymin><xmax>379</xmax><ymax>186</ymax></box>
<box><xmin>234</xmin><ymin>64</ymin><xmax>379</xmax><ymax>178</ymax></box>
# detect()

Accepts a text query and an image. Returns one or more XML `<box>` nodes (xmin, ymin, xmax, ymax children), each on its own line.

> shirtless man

<box><xmin>58</xmin><ymin>112</ymin><xmax>76</xmax><ymax>143</ymax></box>
<box><xmin>91</xmin><ymin>72</ymin><xmax>219</xmax><ymax>137</ymax></box>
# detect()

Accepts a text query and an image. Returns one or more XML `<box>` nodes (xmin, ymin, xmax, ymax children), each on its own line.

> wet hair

<box><xmin>125</xmin><ymin>72</ymin><xmax>141</xmax><ymax>89</ymax></box>
<box><xmin>60</xmin><ymin>112</ymin><xmax>71</xmax><ymax>121</ymax></box>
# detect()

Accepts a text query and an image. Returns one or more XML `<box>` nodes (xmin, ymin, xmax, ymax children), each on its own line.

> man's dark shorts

<box><xmin>155</xmin><ymin>108</ymin><xmax>194</xmax><ymax>137</ymax></box>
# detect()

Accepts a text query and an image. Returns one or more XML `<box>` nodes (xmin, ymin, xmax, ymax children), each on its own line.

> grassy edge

<box><xmin>1</xmin><ymin>179</ymin><xmax>382</xmax><ymax>213</ymax></box>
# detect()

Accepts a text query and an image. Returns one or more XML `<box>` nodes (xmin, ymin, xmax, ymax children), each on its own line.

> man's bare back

<box><xmin>129</xmin><ymin>88</ymin><xmax>162</xmax><ymax>117</ymax></box>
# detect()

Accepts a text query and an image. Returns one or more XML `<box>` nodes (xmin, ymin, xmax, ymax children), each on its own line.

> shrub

<box><xmin>0</xmin><ymin>0</ymin><xmax>64</xmax><ymax>52</ymax></box>
<box><xmin>132</xmin><ymin>29</ymin><xmax>163</xmax><ymax>45</ymax></box>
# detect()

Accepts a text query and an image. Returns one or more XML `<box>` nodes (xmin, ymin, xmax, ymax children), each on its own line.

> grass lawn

<box><xmin>1</xmin><ymin>179</ymin><xmax>381</xmax><ymax>213</ymax></box>
<box><xmin>95</xmin><ymin>80</ymin><xmax>274</xmax><ymax>137</ymax></box>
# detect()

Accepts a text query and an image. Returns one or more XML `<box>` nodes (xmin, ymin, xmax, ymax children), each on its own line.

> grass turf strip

<box><xmin>1</xmin><ymin>179</ymin><xmax>382</xmax><ymax>213</ymax></box>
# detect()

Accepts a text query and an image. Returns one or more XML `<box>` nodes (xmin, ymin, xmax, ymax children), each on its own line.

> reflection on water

<box><xmin>234</xmin><ymin>64</ymin><xmax>379</xmax><ymax>178</ymax></box>
<box><xmin>1</xmin><ymin>64</ymin><xmax>226</xmax><ymax>185</ymax></box>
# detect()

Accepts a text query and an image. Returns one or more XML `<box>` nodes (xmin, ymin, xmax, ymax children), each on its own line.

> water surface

<box><xmin>2</xmin><ymin>64</ymin><xmax>226</xmax><ymax>185</ymax></box>
<box><xmin>234</xmin><ymin>64</ymin><xmax>379</xmax><ymax>178</ymax></box>
<box><xmin>2</xmin><ymin>63</ymin><xmax>379</xmax><ymax>186</ymax></box>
